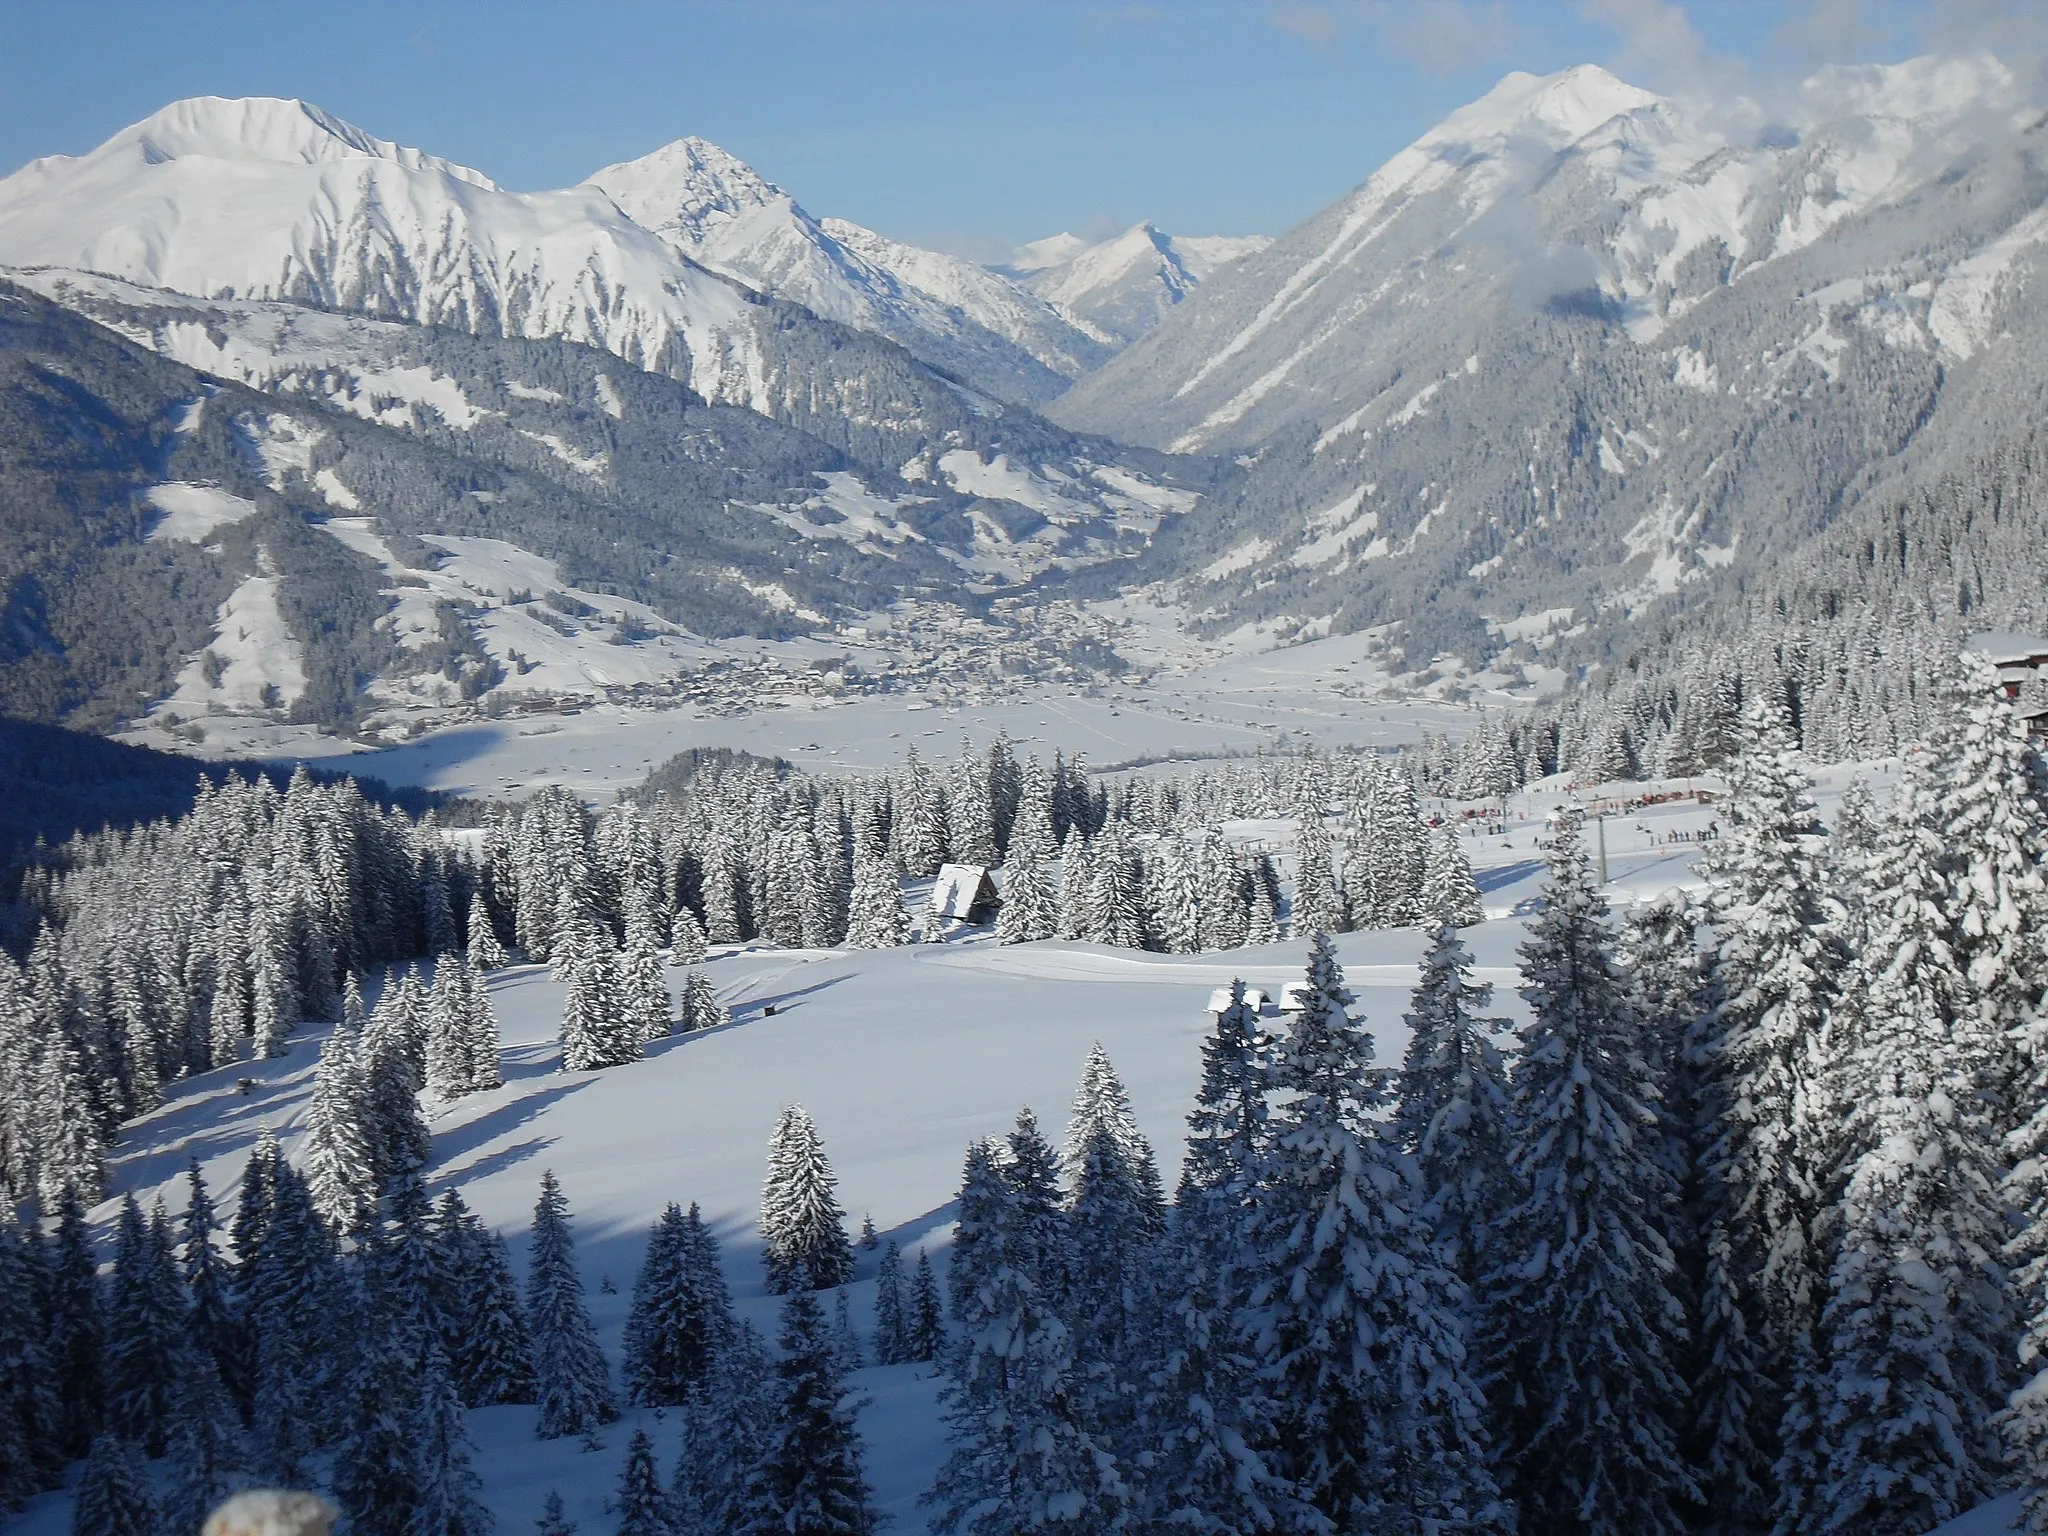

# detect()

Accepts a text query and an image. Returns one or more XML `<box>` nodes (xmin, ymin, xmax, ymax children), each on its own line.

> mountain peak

<box><xmin>584</xmin><ymin>137</ymin><xmax>791</xmax><ymax>247</ymax></box>
<box><xmin>55</xmin><ymin>95</ymin><xmax>498</xmax><ymax>189</ymax></box>
<box><xmin>1428</xmin><ymin>62</ymin><xmax>1661</xmax><ymax>150</ymax></box>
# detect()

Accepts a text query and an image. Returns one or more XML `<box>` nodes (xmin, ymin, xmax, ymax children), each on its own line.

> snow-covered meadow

<box><xmin>6</xmin><ymin>916</ymin><xmax>1541</xmax><ymax>1536</ymax></box>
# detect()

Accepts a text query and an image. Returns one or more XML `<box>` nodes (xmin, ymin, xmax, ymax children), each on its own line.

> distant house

<box><xmin>1969</xmin><ymin>632</ymin><xmax>2048</xmax><ymax>734</ymax></box>
<box><xmin>1205</xmin><ymin>986</ymin><xmax>1272</xmax><ymax>1015</ymax></box>
<box><xmin>930</xmin><ymin>864</ymin><xmax>1002</xmax><ymax>925</ymax></box>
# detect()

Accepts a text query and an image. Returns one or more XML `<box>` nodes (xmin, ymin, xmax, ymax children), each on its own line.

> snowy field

<box><xmin>7</xmin><ymin>923</ymin><xmax>1533</xmax><ymax>1536</ymax></box>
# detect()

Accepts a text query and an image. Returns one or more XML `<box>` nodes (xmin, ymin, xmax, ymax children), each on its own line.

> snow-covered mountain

<box><xmin>585</xmin><ymin>138</ymin><xmax>1112</xmax><ymax>399</ymax></box>
<box><xmin>0</xmin><ymin>96</ymin><xmax>1106</xmax><ymax>427</ymax></box>
<box><xmin>1050</xmin><ymin>55</ymin><xmax>2048</xmax><ymax>664</ymax></box>
<box><xmin>1005</xmin><ymin>223</ymin><xmax>1270</xmax><ymax>345</ymax></box>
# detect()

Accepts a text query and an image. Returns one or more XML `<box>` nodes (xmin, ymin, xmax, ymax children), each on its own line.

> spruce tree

<box><xmin>525</xmin><ymin>1171</ymin><xmax>617</xmax><ymax>1438</ymax></box>
<box><xmin>162</xmin><ymin>1346</ymin><xmax>248</xmax><ymax>1536</ymax></box>
<box><xmin>46</xmin><ymin>1189</ymin><xmax>105</xmax><ymax>1457</ymax></box>
<box><xmin>1815</xmin><ymin>757</ymin><xmax>2011</xmax><ymax>1535</ymax></box>
<box><xmin>618</xmin><ymin>929</ymin><xmax>672</xmax><ymax>1044</ymax></box>
<box><xmin>410</xmin><ymin>1337</ymin><xmax>492</xmax><ymax>1536</ymax></box>
<box><xmin>1480</xmin><ymin>812</ymin><xmax>1694</xmax><ymax>1536</ymax></box>
<box><xmin>845</xmin><ymin>848</ymin><xmax>911</xmax><ymax>949</ymax></box>
<box><xmin>873</xmin><ymin>1240</ymin><xmax>909</xmax><ymax>1367</ymax></box>
<box><xmin>562</xmin><ymin>937</ymin><xmax>637</xmax><ymax>1071</ymax></box>
<box><xmin>908</xmin><ymin>1252</ymin><xmax>945</xmax><ymax>1364</ymax></box>
<box><xmin>623</xmin><ymin>1201</ymin><xmax>735</xmax><ymax>1406</ymax></box>
<box><xmin>332</xmin><ymin>1335</ymin><xmax>425</xmax><ymax>1536</ymax></box>
<box><xmin>467</xmin><ymin>892</ymin><xmax>510</xmax><ymax>971</ymax></box>
<box><xmin>1939</xmin><ymin>654</ymin><xmax>2048</xmax><ymax>1134</ymax></box>
<box><xmin>103</xmin><ymin>1196</ymin><xmax>186</xmax><ymax>1457</ymax></box>
<box><xmin>923</xmin><ymin>1159</ymin><xmax>1128</xmax><ymax>1536</ymax></box>
<box><xmin>682</xmin><ymin>971</ymin><xmax>729</xmax><ymax>1033</ymax></box>
<box><xmin>1247</xmin><ymin>932</ymin><xmax>1504</xmax><ymax>1534</ymax></box>
<box><xmin>304</xmin><ymin>1026</ymin><xmax>376</xmax><ymax>1233</ymax></box>
<box><xmin>362</xmin><ymin>978</ymin><xmax>432</xmax><ymax>1190</ymax></box>
<box><xmin>1421</xmin><ymin>826</ymin><xmax>1486</xmax><ymax>927</ymax></box>
<box><xmin>433</xmin><ymin>1192</ymin><xmax>534</xmax><ymax>1408</ymax></box>
<box><xmin>0</xmin><ymin>1216</ymin><xmax>61</xmax><ymax>1511</ymax></box>
<box><xmin>671</xmin><ymin>1322</ymin><xmax>777</xmax><ymax>1536</ymax></box>
<box><xmin>751</xmin><ymin>1290</ymin><xmax>878</xmax><ymax>1536</ymax></box>
<box><xmin>994</xmin><ymin>848</ymin><xmax>1057</xmax><ymax>945</ymax></box>
<box><xmin>1693</xmin><ymin>702</ymin><xmax>1843</xmax><ymax>1530</ymax></box>
<box><xmin>181</xmin><ymin>1162</ymin><xmax>243</xmax><ymax>1412</ymax></box>
<box><xmin>761</xmin><ymin>1106</ymin><xmax>856</xmax><ymax>1293</ymax></box>
<box><xmin>1145</xmin><ymin>982</ymin><xmax>1284</xmax><ymax>1536</ymax></box>
<box><xmin>669</xmin><ymin>904</ymin><xmax>709</xmax><ymax>967</ymax></box>
<box><xmin>614</xmin><ymin>1429</ymin><xmax>669</xmax><ymax>1536</ymax></box>
<box><xmin>1394</xmin><ymin>921</ymin><xmax>1512</xmax><ymax>1286</ymax></box>
<box><xmin>70</xmin><ymin>1435</ymin><xmax>158</xmax><ymax>1536</ymax></box>
<box><xmin>536</xmin><ymin>1492</ymin><xmax>576</xmax><ymax>1536</ymax></box>
<box><xmin>249</xmin><ymin>1158</ymin><xmax>344</xmax><ymax>1482</ymax></box>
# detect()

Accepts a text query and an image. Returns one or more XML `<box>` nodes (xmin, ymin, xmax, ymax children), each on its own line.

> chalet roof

<box><xmin>1205</xmin><ymin>985</ymin><xmax>1272</xmax><ymax>1014</ymax></box>
<box><xmin>1968</xmin><ymin>632</ymin><xmax>2048</xmax><ymax>667</ymax></box>
<box><xmin>931</xmin><ymin>863</ymin><xmax>997</xmax><ymax>920</ymax></box>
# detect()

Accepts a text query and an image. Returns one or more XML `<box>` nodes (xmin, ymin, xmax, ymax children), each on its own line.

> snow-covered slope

<box><xmin>1048</xmin><ymin>55</ymin><xmax>2048</xmax><ymax>663</ymax></box>
<box><xmin>1008</xmin><ymin>223</ymin><xmax>1270</xmax><ymax>345</ymax></box>
<box><xmin>584</xmin><ymin>137</ymin><xmax>1112</xmax><ymax>400</ymax></box>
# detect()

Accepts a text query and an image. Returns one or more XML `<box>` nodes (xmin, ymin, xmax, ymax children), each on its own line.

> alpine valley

<box><xmin>14</xmin><ymin>34</ymin><xmax>2048</xmax><ymax>1536</ymax></box>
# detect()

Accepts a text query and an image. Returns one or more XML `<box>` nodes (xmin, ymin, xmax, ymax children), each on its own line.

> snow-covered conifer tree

<box><xmin>408</xmin><ymin>1338</ymin><xmax>492</xmax><ymax>1536</ymax></box>
<box><xmin>331</xmin><ymin>1334</ymin><xmax>424</xmax><ymax>1536</ymax></box>
<box><xmin>671</xmin><ymin>1322</ymin><xmax>777</xmax><ymax>1536</ymax></box>
<box><xmin>680</xmin><ymin>970</ymin><xmax>729</xmax><ymax>1033</ymax></box>
<box><xmin>1939</xmin><ymin>654</ymin><xmax>2048</xmax><ymax>1132</ymax></box>
<box><xmin>1693</xmin><ymin>703</ymin><xmax>1843</xmax><ymax>1528</ymax></box>
<box><xmin>1057</xmin><ymin>828</ymin><xmax>1093</xmax><ymax>941</ymax></box>
<box><xmin>561</xmin><ymin>935</ymin><xmax>637</xmax><ymax>1071</ymax></box>
<box><xmin>1810</xmin><ymin>756</ymin><xmax>2011</xmax><ymax>1535</ymax></box>
<box><xmin>623</xmin><ymin>1201</ymin><xmax>735</xmax><ymax>1407</ymax></box>
<box><xmin>304</xmin><ymin>1028</ymin><xmax>375</xmax><ymax>1233</ymax></box>
<box><xmin>433</xmin><ymin>1192</ymin><xmax>533</xmax><ymax>1408</ymax></box>
<box><xmin>761</xmin><ymin>1106</ymin><xmax>856</xmax><ymax>1293</ymax></box>
<box><xmin>525</xmin><ymin>1171</ymin><xmax>617</xmax><ymax>1439</ymax></box>
<box><xmin>103</xmin><ymin>1197</ymin><xmax>185</xmax><ymax>1457</ymax></box>
<box><xmin>1421</xmin><ymin>826</ymin><xmax>1486</xmax><ymax>927</ymax></box>
<box><xmin>162</xmin><ymin>1347</ymin><xmax>246</xmax><ymax>1536</ymax></box>
<box><xmin>1290</xmin><ymin>778</ymin><xmax>1342</xmax><ymax>937</ymax></box>
<box><xmin>614</xmin><ymin>1428</ymin><xmax>669</xmax><ymax>1536</ymax></box>
<box><xmin>466</xmin><ymin>892</ymin><xmax>509</xmax><ymax>971</ymax></box>
<box><xmin>618</xmin><ymin>927</ymin><xmax>671</xmax><ymax>1043</ymax></box>
<box><xmin>1247</xmin><ymin>932</ymin><xmax>1505</xmax><ymax>1534</ymax></box>
<box><xmin>46</xmin><ymin>1191</ymin><xmax>105</xmax><ymax>1457</ymax></box>
<box><xmin>908</xmin><ymin>1252</ymin><xmax>945</xmax><ymax>1363</ymax></box>
<box><xmin>1481</xmin><ymin>812</ymin><xmax>1693</xmax><ymax>1536</ymax></box>
<box><xmin>32</xmin><ymin>1029</ymin><xmax>105</xmax><ymax>1208</ymax></box>
<box><xmin>873</xmin><ymin>1240</ymin><xmax>909</xmax><ymax>1367</ymax></box>
<box><xmin>845</xmin><ymin>847</ymin><xmax>911</xmax><ymax>949</ymax></box>
<box><xmin>1394</xmin><ymin>921</ymin><xmax>1512</xmax><ymax>1286</ymax></box>
<box><xmin>1244</xmin><ymin>858</ymin><xmax>1281</xmax><ymax>947</ymax></box>
<box><xmin>1064</xmin><ymin>1044</ymin><xmax>1164</xmax><ymax>1226</ymax></box>
<box><xmin>70</xmin><ymin>1435</ymin><xmax>158</xmax><ymax>1536</ymax></box>
<box><xmin>751</xmin><ymin>1290</ymin><xmax>878</xmax><ymax>1536</ymax></box>
<box><xmin>994</xmin><ymin>846</ymin><xmax>1057</xmax><ymax>945</ymax></box>
<box><xmin>669</xmin><ymin>903</ymin><xmax>708</xmax><ymax>966</ymax></box>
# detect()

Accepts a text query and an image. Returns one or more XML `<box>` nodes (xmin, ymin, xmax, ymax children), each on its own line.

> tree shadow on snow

<box><xmin>1475</xmin><ymin>859</ymin><xmax>1544</xmax><ymax>894</ymax></box>
<box><xmin>432</xmin><ymin>1135</ymin><xmax>557</xmax><ymax>1193</ymax></box>
<box><xmin>427</xmin><ymin>1078</ymin><xmax>592</xmax><ymax>1181</ymax></box>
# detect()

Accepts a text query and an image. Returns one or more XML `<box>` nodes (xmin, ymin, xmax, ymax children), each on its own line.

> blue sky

<box><xmin>0</xmin><ymin>0</ymin><xmax>2028</xmax><ymax>255</ymax></box>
